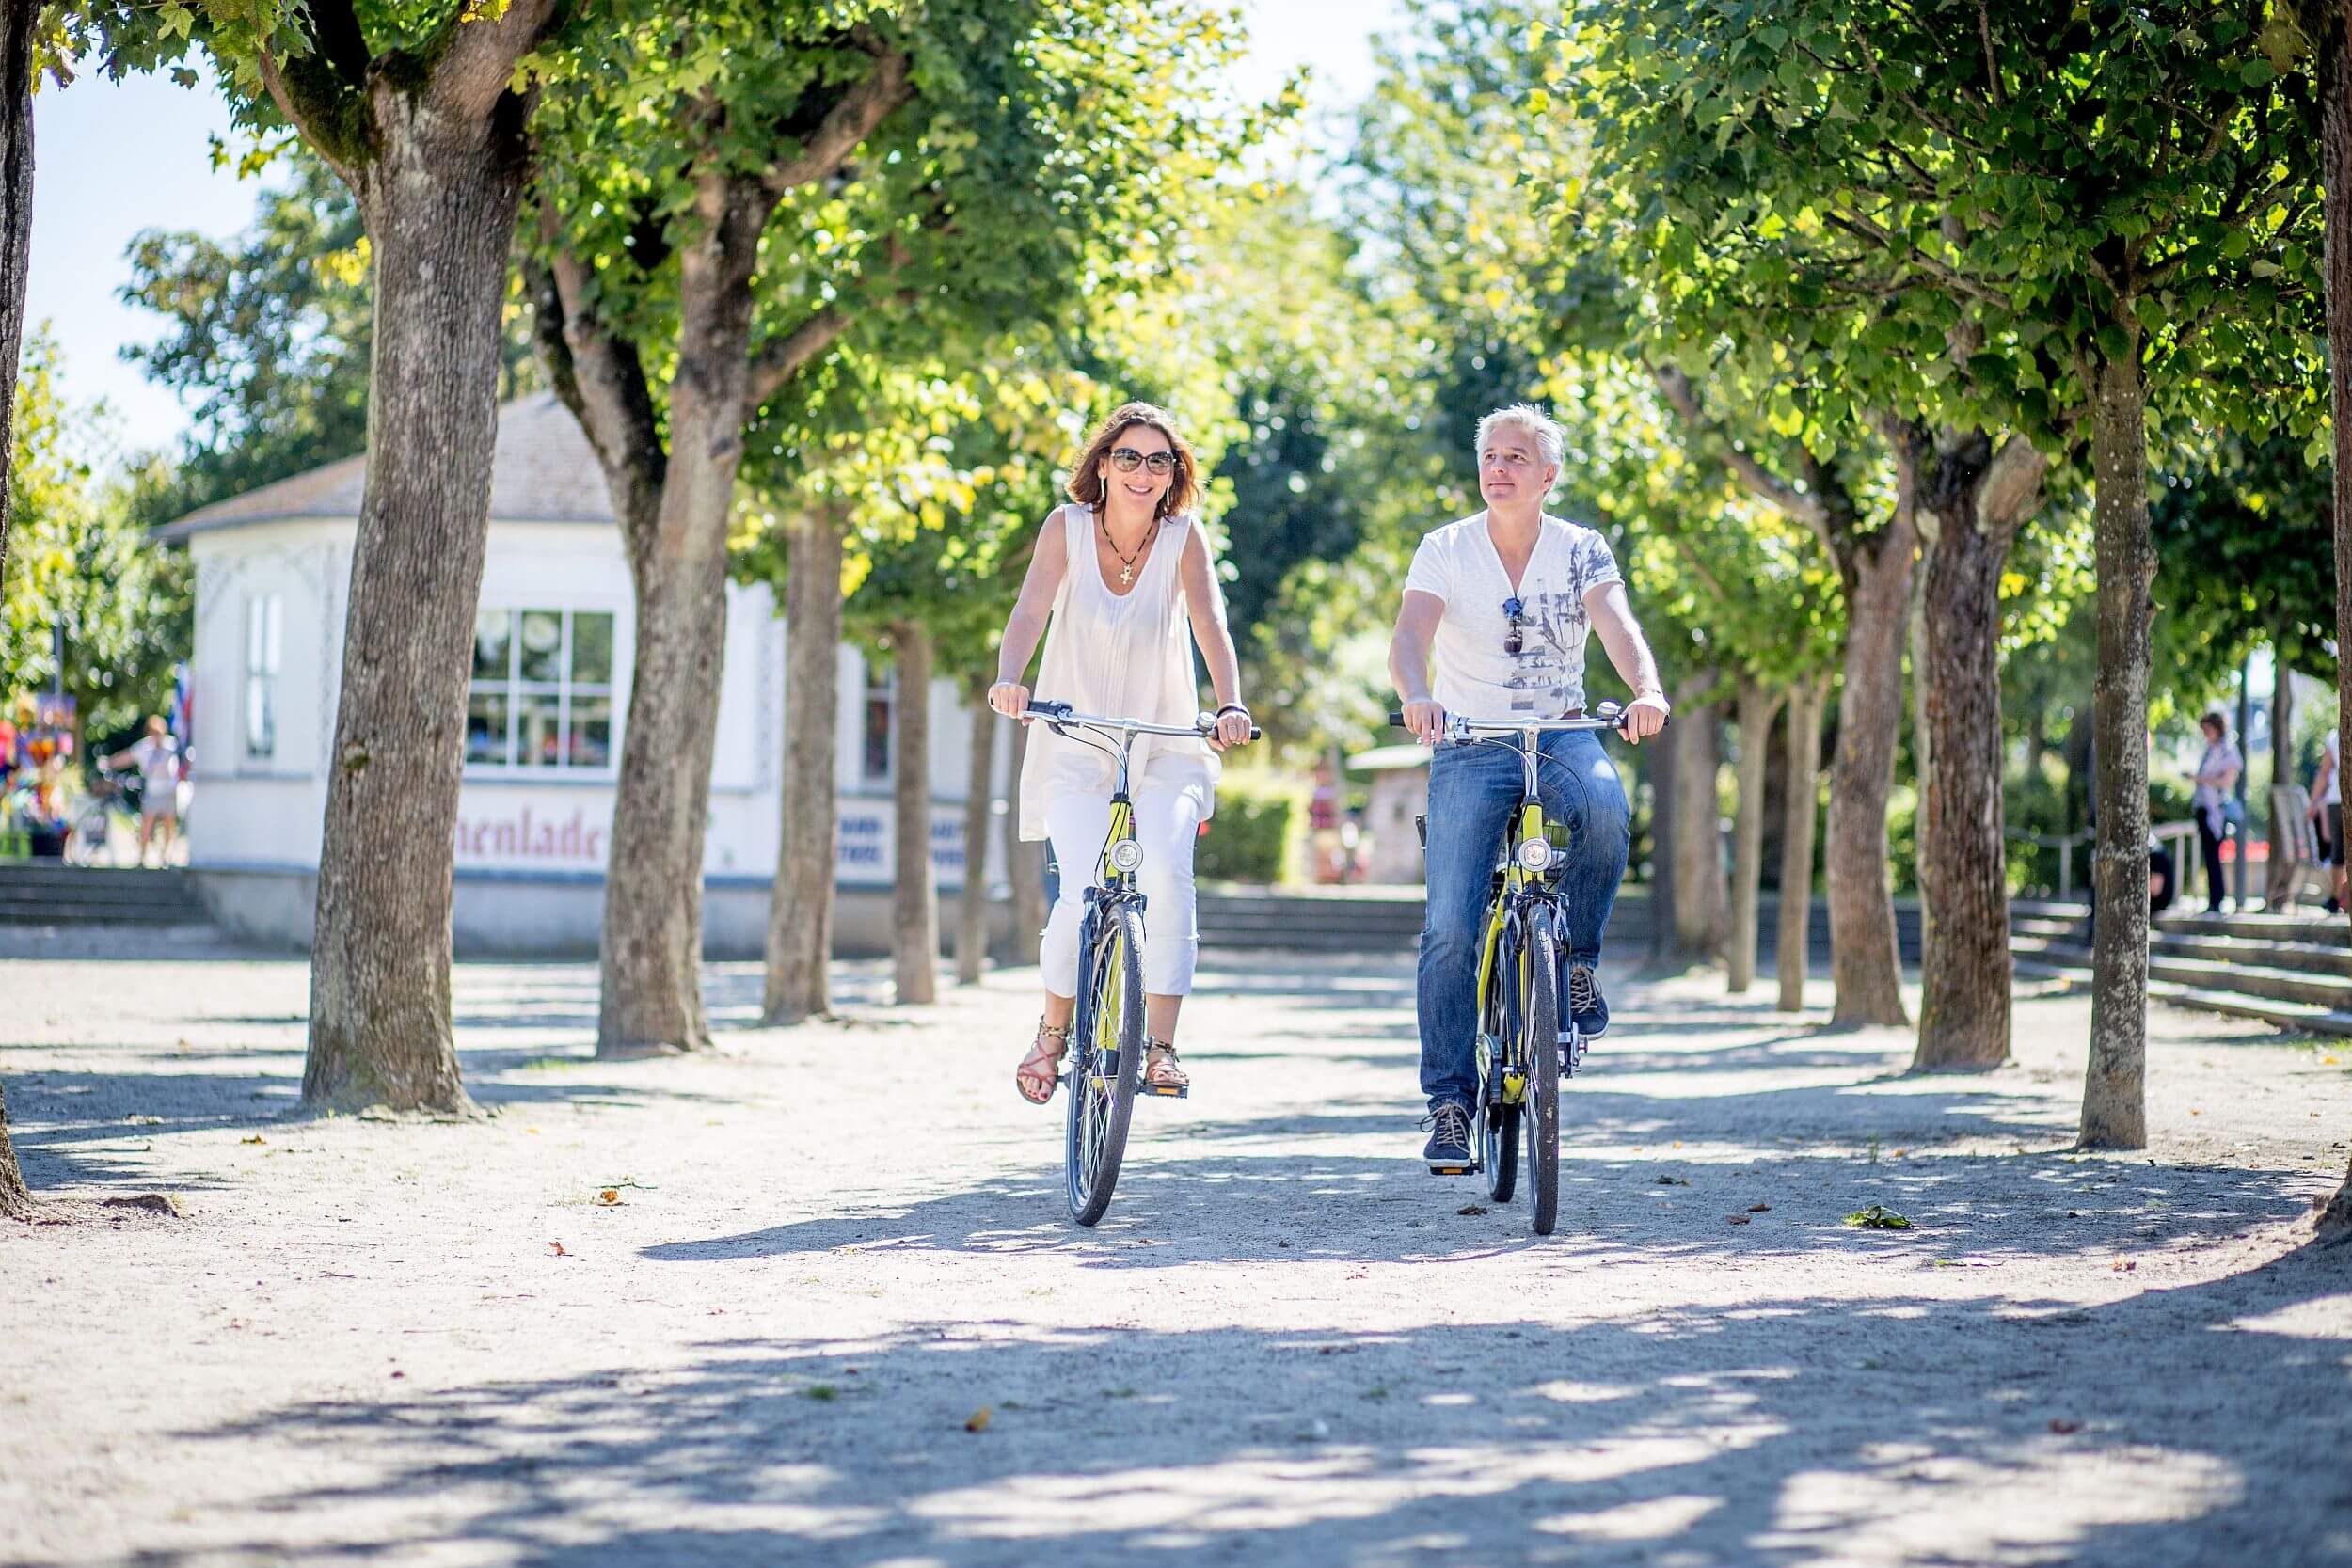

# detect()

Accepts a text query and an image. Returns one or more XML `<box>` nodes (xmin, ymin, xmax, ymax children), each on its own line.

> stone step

<box><xmin>2153</xmin><ymin>932</ymin><xmax>2352</xmax><ymax>977</ymax></box>
<box><xmin>0</xmin><ymin>865</ymin><xmax>207</xmax><ymax>927</ymax></box>
<box><xmin>2154</xmin><ymin>911</ymin><xmax>2352</xmax><ymax>946</ymax></box>
<box><xmin>2012</xmin><ymin>916</ymin><xmax>2090</xmax><ymax>940</ymax></box>
<box><xmin>2146</xmin><ymin>953</ymin><xmax>2352</xmax><ymax>1011</ymax></box>
<box><xmin>0</xmin><ymin>897</ymin><xmax>203</xmax><ymax>926</ymax></box>
<box><xmin>2011</xmin><ymin>956</ymin><xmax>2352</xmax><ymax>1038</ymax></box>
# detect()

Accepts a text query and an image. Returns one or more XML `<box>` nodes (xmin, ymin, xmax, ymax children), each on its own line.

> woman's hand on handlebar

<box><xmin>1399</xmin><ymin>697</ymin><xmax>1447</xmax><ymax>746</ymax></box>
<box><xmin>1208</xmin><ymin>705</ymin><xmax>1255</xmax><ymax>752</ymax></box>
<box><xmin>988</xmin><ymin>681</ymin><xmax>1031</xmax><ymax>721</ymax></box>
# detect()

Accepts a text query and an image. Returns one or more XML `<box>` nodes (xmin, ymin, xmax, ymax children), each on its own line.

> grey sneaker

<box><xmin>1567</xmin><ymin>964</ymin><xmax>1609</xmax><ymax>1039</ymax></box>
<box><xmin>1422</xmin><ymin>1101</ymin><xmax>1474</xmax><ymax>1173</ymax></box>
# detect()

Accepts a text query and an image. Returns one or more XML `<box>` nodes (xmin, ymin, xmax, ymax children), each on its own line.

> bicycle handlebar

<box><xmin>1387</xmin><ymin>702</ymin><xmax>1653</xmax><ymax>743</ymax></box>
<box><xmin>1025</xmin><ymin>701</ymin><xmax>1262</xmax><ymax>743</ymax></box>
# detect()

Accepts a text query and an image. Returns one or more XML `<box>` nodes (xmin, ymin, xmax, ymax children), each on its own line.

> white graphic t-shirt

<box><xmin>1404</xmin><ymin>511</ymin><xmax>1621</xmax><ymax>719</ymax></box>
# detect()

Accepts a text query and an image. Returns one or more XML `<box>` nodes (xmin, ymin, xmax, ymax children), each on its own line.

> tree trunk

<box><xmin>1777</xmin><ymin>676</ymin><xmax>1828</xmax><ymax>1012</ymax></box>
<box><xmin>1646</xmin><ymin>718</ymin><xmax>1679</xmax><ymax>966</ymax></box>
<box><xmin>2080</xmin><ymin>345</ymin><xmax>2157</xmax><ymax>1150</ymax></box>
<box><xmin>592</xmin><ymin>213</ymin><xmax>763</xmax><ymax>1055</ymax></box>
<box><xmin>0</xmin><ymin>0</ymin><xmax>37</xmax><ymax>1214</ymax></box>
<box><xmin>1669</xmin><ymin>692</ymin><xmax>1725</xmax><ymax>963</ymax></box>
<box><xmin>1002</xmin><ymin>717</ymin><xmax>1045</xmax><ymax>965</ymax></box>
<box><xmin>1913</xmin><ymin>434</ymin><xmax>2042</xmax><ymax>1070</ymax></box>
<box><xmin>1728</xmin><ymin>683</ymin><xmax>1783</xmax><ymax>993</ymax></box>
<box><xmin>2267</xmin><ymin>652</ymin><xmax>2295</xmax><ymax>906</ymax></box>
<box><xmin>2313</xmin><ymin>0</ymin><xmax>2352</xmax><ymax>1230</ymax></box>
<box><xmin>1825</xmin><ymin>506</ymin><xmax>1919</xmax><ymax>1028</ymax></box>
<box><xmin>597</xmin><ymin>559</ymin><xmax>726</xmax><ymax>1055</ymax></box>
<box><xmin>892</xmin><ymin>623</ymin><xmax>940</xmax><ymax>1005</ymax></box>
<box><xmin>957</xmin><ymin>694</ymin><xmax>998</xmax><ymax>985</ymax></box>
<box><xmin>764</xmin><ymin>511</ymin><xmax>844</xmax><ymax>1023</ymax></box>
<box><xmin>305</xmin><ymin>96</ymin><xmax>535</xmax><ymax>1113</ymax></box>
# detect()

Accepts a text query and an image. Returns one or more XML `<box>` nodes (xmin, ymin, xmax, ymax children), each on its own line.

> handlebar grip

<box><xmin>1387</xmin><ymin>710</ymin><xmax>1406</xmax><ymax>727</ymax></box>
<box><xmin>1248</xmin><ymin>725</ymin><xmax>1263</xmax><ymax>742</ymax></box>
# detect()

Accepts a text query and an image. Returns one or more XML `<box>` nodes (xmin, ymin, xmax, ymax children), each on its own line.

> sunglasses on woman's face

<box><xmin>1503</xmin><ymin>597</ymin><xmax>1525</xmax><ymax>657</ymax></box>
<box><xmin>1108</xmin><ymin>447</ymin><xmax>1178</xmax><ymax>477</ymax></box>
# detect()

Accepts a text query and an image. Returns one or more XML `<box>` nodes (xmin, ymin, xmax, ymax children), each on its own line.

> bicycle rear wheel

<box><xmin>1066</xmin><ymin>901</ymin><xmax>1146</xmax><ymax>1226</ymax></box>
<box><xmin>1522</xmin><ymin>917</ymin><xmax>1562</xmax><ymax>1235</ymax></box>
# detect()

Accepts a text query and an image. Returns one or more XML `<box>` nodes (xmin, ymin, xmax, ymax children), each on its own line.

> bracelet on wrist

<box><xmin>1216</xmin><ymin>703</ymin><xmax>1250</xmax><ymax>718</ymax></box>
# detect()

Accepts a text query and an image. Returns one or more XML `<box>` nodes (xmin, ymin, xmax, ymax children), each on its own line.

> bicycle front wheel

<box><xmin>1480</xmin><ymin>934</ymin><xmax>1519</xmax><ymax>1203</ymax></box>
<box><xmin>1066</xmin><ymin>901</ymin><xmax>1146</xmax><ymax>1226</ymax></box>
<box><xmin>1522</xmin><ymin>916</ymin><xmax>1562</xmax><ymax>1236</ymax></box>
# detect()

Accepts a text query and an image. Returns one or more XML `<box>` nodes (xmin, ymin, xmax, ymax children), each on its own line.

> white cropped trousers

<box><xmin>1040</xmin><ymin>783</ymin><xmax>1205</xmax><ymax>999</ymax></box>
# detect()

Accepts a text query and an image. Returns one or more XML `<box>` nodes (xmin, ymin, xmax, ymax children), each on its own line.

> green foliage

<box><xmin>0</xmin><ymin>336</ymin><xmax>189</xmax><ymax>740</ymax></box>
<box><xmin>1567</xmin><ymin>0</ymin><xmax>2326</xmax><ymax>449</ymax></box>
<box><xmin>1193</xmin><ymin>771</ymin><xmax>1308</xmax><ymax>885</ymax></box>
<box><xmin>119</xmin><ymin>150</ymin><xmax>540</xmax><ymax>526</ymax></box>
<box><xmin>2152</xmin><ymin>433</ymin><xmax>2335</xmax><ymax>690</ymax></box>
<box><xmin>1353</xmin><ymin>0</ymin><xmax>1845</xmax><ymax>719</ymax></box>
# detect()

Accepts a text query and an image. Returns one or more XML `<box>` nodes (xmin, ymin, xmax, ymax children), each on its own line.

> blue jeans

<box><xmin>1417</xmin><ymin>730</ymin><xmax>1630</xmax><ymax>1113</ymax></box>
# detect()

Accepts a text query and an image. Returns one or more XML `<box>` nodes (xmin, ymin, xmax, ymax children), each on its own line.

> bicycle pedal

<box><xmin>1138</xmin><ymin>1082</ymin><xmax>1189</xmax><ymax>1099</ymax></box>
<box><xmin>1427</xmin><ymin>1162</ymin><xmax>1480</xmax><ymax>1177</ymax></box>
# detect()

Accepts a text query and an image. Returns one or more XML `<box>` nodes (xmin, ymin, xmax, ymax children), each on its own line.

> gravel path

<box><xmin>4</xmin><ymin>931</ymin><xmax>2349</xmax><ymax>1568</ymax></box>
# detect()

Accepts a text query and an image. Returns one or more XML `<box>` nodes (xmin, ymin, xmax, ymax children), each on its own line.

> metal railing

<box><xmin>2006</xmin><ymin>820</ymin><xmax>2199</xmax><ymax>904</ymax></box>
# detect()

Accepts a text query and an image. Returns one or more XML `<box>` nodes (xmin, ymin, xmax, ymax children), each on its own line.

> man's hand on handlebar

<box><xmin>1399</xmin><ymin>697</ymin><xmax>1447</xmax><ymax>747</ymax></box>
<box><xmin>1619</xmin><ymin>690</ymin><xmax>1671</xmax><ymax>745</ymax></box>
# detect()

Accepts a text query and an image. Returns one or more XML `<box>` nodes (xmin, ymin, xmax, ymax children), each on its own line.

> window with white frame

<box><xmin>244</xmin><ymin>594</ymin><xmax>281</xmax><ymax>761</ymax></box>
<box><xmin>467</xmin><ymin>608</ymin><xmax>616</xmax><ymax>770</ymax></box>
<box><xmin>861</xmin><ymin>657</ymin><xmax>895</xmax><ymax>784</ymax></box>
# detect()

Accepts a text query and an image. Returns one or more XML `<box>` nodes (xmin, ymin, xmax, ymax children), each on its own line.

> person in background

<box><xmin>2190</xmin><ymin>711</ymin><xmax>2243</xmax><ymax>914</ymax></box>
<box><xmin>2310</xmin><ymin>724</ymin><xmax>2346</xmax><ymax>914</ymax></box>
<box><xmin>106</xmin><ymin>715</ymin><xmax>183</xmax><ymax>868</ymax></box>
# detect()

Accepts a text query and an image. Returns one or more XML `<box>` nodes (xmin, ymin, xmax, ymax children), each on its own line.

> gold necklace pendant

<box><xmin>1120</xmin><ymin>563</ymin><xmax>1135</xmax><ymax>585</ymax></box>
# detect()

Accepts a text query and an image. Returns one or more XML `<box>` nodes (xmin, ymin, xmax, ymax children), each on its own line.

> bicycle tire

<box><xmin>1523</xmin><ymin>916</ymin><xmax>1562</xmax><ymax>1235</ymax></box>
<box><xmin>1066</xmin><ymin>901</ymin><xmax>1146</xmax><ymax>1226</ymax></box>
<box><xmin>1481</xmin><ymin>927</ymin><xmax>1519</xmax><ymax>1203</ymax></box>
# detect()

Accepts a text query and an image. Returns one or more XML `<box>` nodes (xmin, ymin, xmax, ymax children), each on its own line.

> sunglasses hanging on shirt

<box><xmin>1503</xmin><ymin>596</ymin><xmax>1525</xmax><ymax>657</ymax></box>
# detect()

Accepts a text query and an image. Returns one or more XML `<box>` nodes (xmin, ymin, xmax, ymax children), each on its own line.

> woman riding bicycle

<box><xmin>988</xmin><ymin>403</ymin><xmax>1255</xmax><ymax>1105</ymax></box>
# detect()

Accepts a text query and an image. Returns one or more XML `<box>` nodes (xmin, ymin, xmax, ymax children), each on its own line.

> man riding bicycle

<box><xmin>1390</xmin><ymin>404</ymin><xmax>1670</xmax><ymax>1173</ymax></box>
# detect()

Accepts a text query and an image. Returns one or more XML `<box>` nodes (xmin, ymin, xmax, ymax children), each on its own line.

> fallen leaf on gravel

<box><xmin>241</xmin><ymin>1134</ymin><xmax>266</xmax><ymax>1146</ymax></box>
<box><xmin>1844</xmin><ymin>1205</ymin><xmax>1913</xmax><ymax>1230</ymax></box>
<box><xmin>1655</xmin><ymin>1175</ymin><xmax>1690</xmax><ymax>1186</ymax></box>
<box><xmin>548</xmin><ymin>1241</ymin><xmax>571</xmax><ymax>1257</ymax></box>
<box><xmin>2111</xmin><ymin>1259</ymin><xmax>2137</xmax><ymax>1273</ymax></box>
<box><xmin>964</xmin><ymin>1407</ymin><xmax>993</xmax><ymax>1433</ymax></box>
<box><xmin>1724</xmin><ymin>1213</ymin><xmax>1752</xmax><ymax>1226</ymax></box>
<box><xmin>1457</xmin><ymin>1205</ymin><xmax>1489</xmax><ymax>1216</ymax></box>
<box><xmin>1747</xmin><ymin>1203</ymin><xmax>1772</xmax><ymax>1212</ymax></box>
<box><xmin>596</xmin><ymin>1190</ymin><xmax>624</xmax><ymax>1206</ymax></box>
<box><xmin>2049</xmin><ymin>1418</ymin><xmax>2082</xmax><ymax>1433</ymax></box>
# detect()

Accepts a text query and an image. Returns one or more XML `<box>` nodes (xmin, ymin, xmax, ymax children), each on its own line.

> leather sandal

<box><xmin>1017</xmin><ymin>1018</ymin><xmax>1070</xmax><ymax>1105</ymax></box>
<box><xmin>1141</xmin><ymin>1037</ymin><xmax>1189</xmax><ymax>1100</ymax></box>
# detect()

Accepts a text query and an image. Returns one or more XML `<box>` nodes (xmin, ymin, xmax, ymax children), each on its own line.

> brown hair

<box><xmin>1066</xmin><ymin>401</ymin><xmax>1200</xmax><ymax>521</ymax></box>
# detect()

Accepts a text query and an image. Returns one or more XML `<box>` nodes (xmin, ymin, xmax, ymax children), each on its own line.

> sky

<box><xmin>25</xmin><ymin>0</ymin><xmax>1416</xmax><ymax>464</ymax></box>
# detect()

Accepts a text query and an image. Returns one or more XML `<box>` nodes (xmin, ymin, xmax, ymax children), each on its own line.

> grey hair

<box><xmin>1475</xmin><ymin>404</ymin><xmax>1565</xmax><ymax>468</ymax></box>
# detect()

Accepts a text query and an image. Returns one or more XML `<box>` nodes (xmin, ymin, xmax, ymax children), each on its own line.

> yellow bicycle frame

<box><xmin>1096</xmin><ymin>797</ymin><xmax>1137</xmax><ymax>884</ymax></box>
<box><xmin>1473</xmin><ymin>800</ymin><xmax>1550</xmax><ymax>1106</ymax></box>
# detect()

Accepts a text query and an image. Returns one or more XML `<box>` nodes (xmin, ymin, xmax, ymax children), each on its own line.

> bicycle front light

<box><xmin>1516</xmin><ymin>836</ymin><xmax>1555</xmax><ymax>873</ymax></box>
<box><xmin>1109</xmin><ymin>839</ymin><xmax>1145</xmax><ymax>873</ymax></box>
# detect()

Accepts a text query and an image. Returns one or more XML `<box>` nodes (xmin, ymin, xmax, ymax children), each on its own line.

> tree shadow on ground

<box><xmin>0</xmin><ymin>1056</ymin><xmax>724</xmax><ymax>1196</ymax></box>
<box><xmin>55</xmin><ymin>1241</ymin><xmax>2351</xmax><ymax>1568</ymax></box>
<box><xmin>637</xmin><ymin>1144</ymin><xmax>2324</xmax><ymax>1274</ymax></box>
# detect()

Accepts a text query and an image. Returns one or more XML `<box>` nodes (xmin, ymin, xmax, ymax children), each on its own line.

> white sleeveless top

<box><xmin>1017</xmin><ymin>502</ymin><xmax>1218</xmax><ymax>841</ymax></box>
